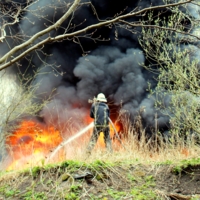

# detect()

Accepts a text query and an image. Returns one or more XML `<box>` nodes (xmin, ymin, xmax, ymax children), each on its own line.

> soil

<box><xmin>0</xmin><ymin>162</ymin><xmax>200</xmax><ymax>200</ymax></box>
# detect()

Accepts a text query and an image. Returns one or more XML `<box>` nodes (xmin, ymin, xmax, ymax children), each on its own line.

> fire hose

<box><xmin>47</xmin><ymin>98</ymin><xmax>125</xmax><ymax>161</ymax></box>
<box><xmin>108</xmin><ymin>118</ymin><xmax>126</xmax><ymax>150</ymax></box>
<box><xmin>47</xmin><ymin>117</ymin><xmax>125</xmax><ymax>162</ymax></box>
<box><xmin>88</xmin><ymin>97</ymin><xmax>126</xmax><ymax>149</ymax></box>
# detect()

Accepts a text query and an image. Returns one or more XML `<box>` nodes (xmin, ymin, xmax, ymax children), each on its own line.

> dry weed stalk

<box><xmin>2</xmin><ymin>107</ymin><xmax>200</xmax><ymax>171</ymax></box>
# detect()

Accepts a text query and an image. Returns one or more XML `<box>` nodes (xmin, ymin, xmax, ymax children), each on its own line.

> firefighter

<box><xmin>86</xmin><ymin>93</ymin><xmax>112</xmax><ymax>154</ymax></box>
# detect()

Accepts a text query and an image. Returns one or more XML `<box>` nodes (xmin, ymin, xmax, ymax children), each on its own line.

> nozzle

<box><xmin>88</xmin><ymin>99</ymin><xmax>93</xmax><ymax>103</ymax></box>
<box><xmin>88</xmin><ymin>97</ymin><xmax>97</xmax><ymax>104</ymax></box>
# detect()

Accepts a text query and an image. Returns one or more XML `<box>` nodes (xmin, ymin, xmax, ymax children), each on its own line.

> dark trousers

<box><xmin>87</xmin><ymin>126</ymin><xmax>112</xmax><ymax>153</ymax></box>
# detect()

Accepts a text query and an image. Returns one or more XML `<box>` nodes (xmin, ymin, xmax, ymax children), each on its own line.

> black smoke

<box><xmin>1</xmin><ymin>0</ymin><xmax>199</xmax><ymax>136</ymax></box>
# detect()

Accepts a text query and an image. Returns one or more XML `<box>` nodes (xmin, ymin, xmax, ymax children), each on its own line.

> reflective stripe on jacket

<box><xmin>90</xmin><ymin>102</ymin><xmax>110</xmax><ymax>126</ymax></box>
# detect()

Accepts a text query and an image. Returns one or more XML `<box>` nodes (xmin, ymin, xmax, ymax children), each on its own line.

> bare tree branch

<box><xmin>119</xmin><ymin>20</ymin><xmax>200</xmax><ymax>40</ymax></box>
<box><xmin>0</xmin><ymin>0</ymin><xmax>193</xmax><ymax>70</ymax></box>
<box><xmin>0</xmin><ymin>0</ymin><xmax>81</xmax><ymax>65</ymax></box>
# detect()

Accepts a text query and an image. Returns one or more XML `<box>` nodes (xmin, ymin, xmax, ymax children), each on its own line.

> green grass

<box><xmin>173</xmin><ymin>157</ymin><xmax>200</xmax><ymax>174</ymax></box>
<box><xmin>0</xmin><ymin>158</ymin><xmax>200</xmax><ymax>200</ymax></box>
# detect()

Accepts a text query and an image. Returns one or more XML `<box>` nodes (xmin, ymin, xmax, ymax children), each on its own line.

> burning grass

<box><xmin>1</xmin><ymin>113</ymin><xmax>200</xmax><ymax>171</ymax></box>
<box><xmin>0</xmin><ymin>115</ymin><xmax>200</xmax><ymax>199</ymax></box>
<box><xmin>3</xmin><ymin>120</ymin><xmax>62</xmax><ymax>171</ymax></box>
<box><xmin>56</xmin><ymin>130</ymin><xmax>200</xmax><ymax>167</ymax></box>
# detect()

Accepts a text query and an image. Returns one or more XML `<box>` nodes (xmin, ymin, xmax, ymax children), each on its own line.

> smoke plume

<box><xmin>1</xmin><ymin>0</ymin><xmax>200</xmax><ymax>136</ymax></box>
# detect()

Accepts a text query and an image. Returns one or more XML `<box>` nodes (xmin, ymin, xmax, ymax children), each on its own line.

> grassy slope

<box><xmin>0</xmin><ymin>154</ymin><xmax>200</xmax><ymax>200</ymax></box>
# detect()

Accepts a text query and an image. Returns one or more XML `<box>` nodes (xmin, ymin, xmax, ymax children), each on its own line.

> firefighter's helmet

<box><xmin>96</xmin><ymin>93</ymin><xmax>107</xmax><ymax>102</ymax></box>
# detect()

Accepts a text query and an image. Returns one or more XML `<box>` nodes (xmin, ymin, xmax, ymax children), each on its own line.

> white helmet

<box><xmin>96</xmin><ymin>93</ymin><xmax>107</xmax><ymax>102</ymax></box>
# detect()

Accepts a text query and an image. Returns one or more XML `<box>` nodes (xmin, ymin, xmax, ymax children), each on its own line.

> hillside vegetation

<box><xmin>0</xmin><ymin>135</ymin><xmax>200</xmax><ymax>200</ymax></box>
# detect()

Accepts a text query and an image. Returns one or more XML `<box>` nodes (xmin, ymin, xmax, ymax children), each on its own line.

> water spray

<box><xmin>47</xmin><ymin>122</ymin><xmax>94</xmax><ymax>161</ymax></box>
<box><xmin>89</xmin><ymin>97</ymin><xmax>125</xmax><ymax>148</ymax></box>
<box><xmin>47</xmin><ymin>97</ymin><xmax>124</xmax><ymax>162</ymax></box>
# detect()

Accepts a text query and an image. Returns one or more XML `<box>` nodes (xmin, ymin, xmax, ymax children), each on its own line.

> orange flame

<box><xmin>181</xmin><ymin>148</ymin><xmax>189</xmax><ymax>157</ymax></box>
<box><xmin>6</xmin><ymin>120</ymin><xmax>62</xmax><ymax>170</ymax></box>
<box><xmin>97</xmin><ymin>123</ymin><xmax>121</xmax><ymax>147</ymax></box>
<box><xmin>5</xmin><ymin>116</ymin><xmax>122</xmax><ymax>170</ymax></box>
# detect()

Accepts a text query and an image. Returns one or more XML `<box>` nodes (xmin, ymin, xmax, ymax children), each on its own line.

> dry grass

<box><xmin>47</xmin><ymin>112</ymin><xmax>200</xmax><ymax>168</ymax></box>
<box><xmin>1</xmin><ymin>110</ymin><xmax>200</xmax><ymax>171</ymax></box>
<box><xmin>0</xmin><ymin>115</ymin><xmax>200</xmax><ymax>200</ymax></box>
<box><xmin>66</xmin><ymin>111</ymin><xmax>200</xmax><ymax>165</ymax></box>
<box><xmin>58</xmin><ymin>134</ymin><xmax>200</xmax><ymax>166</ymax></box>
<box><xmin>4</xmin><ymin>134</ymin><xmax>199</xmax><ymax>172</ymax></box>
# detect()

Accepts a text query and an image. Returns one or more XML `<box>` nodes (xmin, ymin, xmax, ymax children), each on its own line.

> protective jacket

<box><xmin>90</xmin><ymin>102</ymin><xmax>110</xmax><ymax>126</ymax></box>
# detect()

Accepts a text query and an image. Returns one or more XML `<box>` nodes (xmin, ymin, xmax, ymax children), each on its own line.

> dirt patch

<box><xmin>154</xmin><ymin>164</ymin><xmax>200</xmax><ymax>198</ymax></box>
<box><xmin>0</xmin><ymin>162</ymin><xmax>200</xmax><ymax>200</ymax></box>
